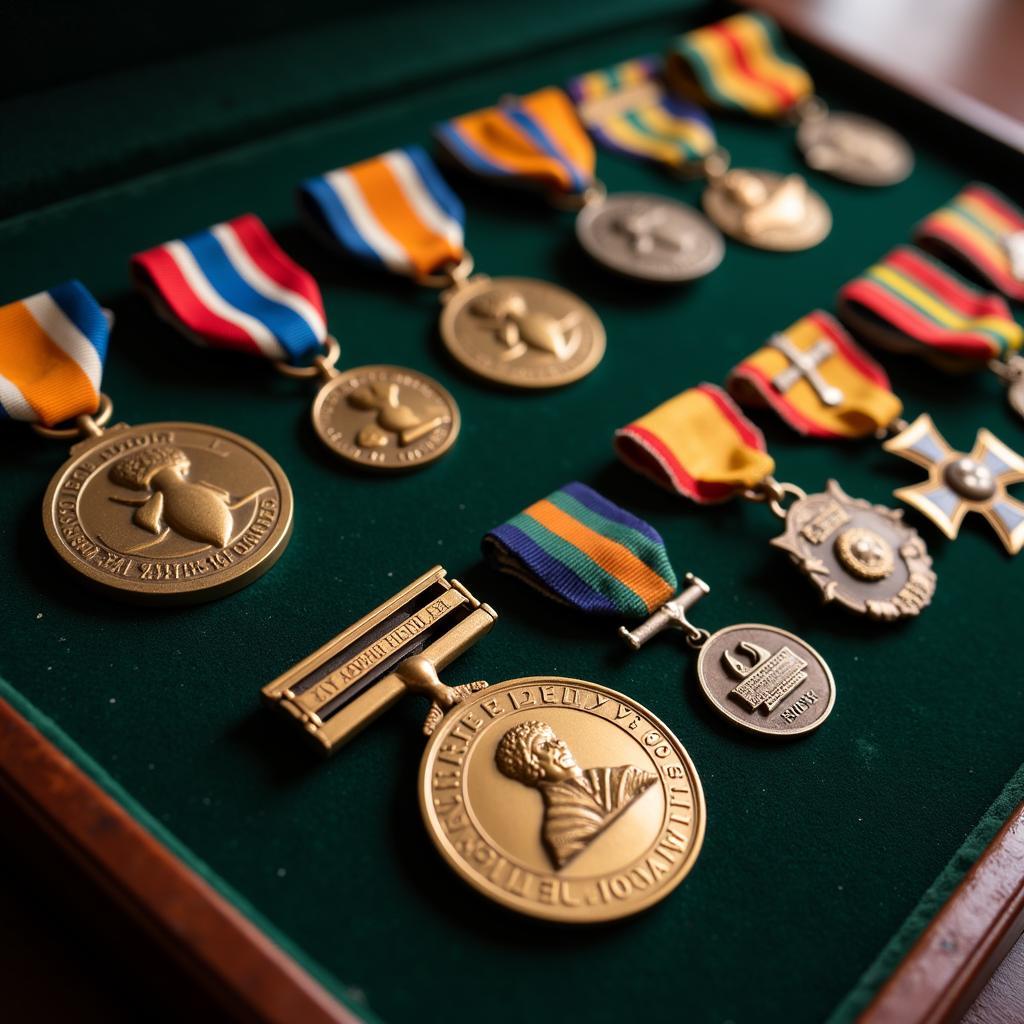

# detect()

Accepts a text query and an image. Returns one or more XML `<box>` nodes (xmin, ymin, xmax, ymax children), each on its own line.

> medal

<box><xmin>728</xmin><ymin>310</ymin><xmax>1024</xmax><ymax>556</ymax></box>
<box><xmin>616</xmin><ymin>380</ymin><xmax>937</xmax><ymax>619</ymax></box>
<box><xmin>483</xmin><ymin>482</ymin><xmax>836</xmax><ymax>736</ymax></box>
<box><xmin>261</xmin><ymin>566</ymin><xmax>705</xmax><ymax>922</ymax></box>
<box><xmin>299</xmin><ymin>144</ymin><xmax>604</xmax><ymax>390</ymax></box>
<box><xmin>667</xmin><ymin>12</ymin><xmax>913</xmax><ymax>189</ymax></box>
<box><xmin>837</xmin><ymin>245</ymin><xmax>1024</xmax><ymax>420</ymax></box>
<box><xmin>437</xmin><ymin>85</ymin><xmax>723</xmax><ymax>282</ymax></box>
<box><xmin>131</xmin><ymin>213</ymin><xmax>459</xmax><ymax>470</ymax></box>
<box><xmin>2</xmin><ymin>281</ymin><xmax>292</xmax><ymax>602</ymax></box>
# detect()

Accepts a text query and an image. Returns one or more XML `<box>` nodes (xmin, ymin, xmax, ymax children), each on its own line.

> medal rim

<box><xmin>418</xmin><ymin>674</ymin><xmax>706</xmax><ymax>923</ymax></box>
<box><xmin>438</xmin><ymin>276</ymin><xmax>606</xmax><ymax>390</ymax></box>
<box><xmin>701</xmin><ymin>168</ymin><xmax>832</xmax><ymax>251</ymax></box>
<box><xmin>796</xmin><ymin>111</ymin><xmax>914</xmax><ymax>187</ymax></box>
<box><xmin>574</xmin><ymin>192</ymin><xmax>726</xmax><ymax>282</ymax></box>
<box><xmin>695</xmin><ymin>623</ymin><xmax>836</xmax><ymax>737</ymax></box>
<box><xmin>41</xmin><ymin>420</ymin><xmax>294</xmax><ymax>604</ymax></box>
<box><xmin>310</xmin><ymin>363</ymin><xmax>462</xmax><ymax>472</ymax></box>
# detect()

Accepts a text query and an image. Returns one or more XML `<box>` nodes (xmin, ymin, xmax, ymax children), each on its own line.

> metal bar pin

<box><xmin>619</xmin><ymin>572</ymin><xmax>710</xmax><ymax>650</ymax></box>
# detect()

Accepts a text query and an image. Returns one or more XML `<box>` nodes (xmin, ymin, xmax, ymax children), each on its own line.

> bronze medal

<box><xmin>439</xmin><ymin>276</ymin><xmax>605</xmax><ymax>389</ymax></box>
<box><xmin>311</xmin><ymin>364</ymin><xmax>460</xmax><ymax>471</ymax></box>
<box><xmin>43</xmin><ymin>420</ymin><xmax>292</xmax><ymax>603</ymax></box>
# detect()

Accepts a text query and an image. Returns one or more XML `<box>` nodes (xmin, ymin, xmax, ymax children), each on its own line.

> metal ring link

<box><xmin>547</xmin><ymin>180</ymin><xmax>607</xmax><ymax>212</ymax></box>
<box><xmin>273</xmin><ymin>335</ymin><xmax>341</xmax><ymax>380</ymax></box>
<box><xmin>32</xmin><ymin>392</ymin><xmax>113</xmax><ymax>441</ymax></box>
<box><xmin>416</xmin><ymin>252</ymin><xmax>475</xmax><ymax>290</ymax></box>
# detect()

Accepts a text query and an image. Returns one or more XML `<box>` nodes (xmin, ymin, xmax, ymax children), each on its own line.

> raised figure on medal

<box><xmin>348</xmin><ymin>380</ymin><xmax>445</xmax><ymax>448</ymax></box>
<box><xmin>470</xmin><ymin>289</ymin><xmax>582</xmax><ymax>363</ymax></box>
<box><xmin>495</xmin><ymin>720</ymin><xmax>656</xmax><ymax>869</ymax></box>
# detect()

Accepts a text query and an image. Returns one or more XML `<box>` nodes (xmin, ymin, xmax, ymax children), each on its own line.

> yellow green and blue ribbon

<box><xmin>0</xmin><ymin>280</ymin><xmax>109</xmax><ymax>426</ymax></box>
<box><xmin>567</xmin><ymin>55</ymin><xmax>716</xmax><ymax>169</ymax></box>
<box><xmin>483</xmin><ymin>481</ymin><xmax>677</xmax><ymax>618</ymax></box>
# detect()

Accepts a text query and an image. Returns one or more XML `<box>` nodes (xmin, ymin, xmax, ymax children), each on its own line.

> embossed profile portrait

<box><xmin>495</xmin><ymin>720</ymin><xmax>656</xmax><ymax>869</ymax></box>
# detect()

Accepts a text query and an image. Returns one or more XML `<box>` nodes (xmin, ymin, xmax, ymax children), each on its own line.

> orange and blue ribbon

<box><xmin>615</xmin><ymin>383</ymin><xmax>775</xmax><ymax>503</ymax></box>
<box><xmin>728</xmin><ymin>310</ymin><xmax>903</xmax><ymax>440</ymax></box>
<box><xmin>567</xmin><ymin>56</ymin><xmax>716</xmax><ymax>169</ymax></box>
<box><xmin>667</xmin><ymin>12</ymin><xmax>813</xmax><ymax>120</ymax></box>
<box><xmin>131</xmin><ymin>214</ymin><xmax>327</xmax><ymax>365</ymax></box>
<box><xmin>483</xmin><ymin>481</ymin><xmax>677</xmax><ymax>618</ymax></box>
<box><xmin>838</xmin><ymin>246</ymin><xmax>1022</xmax><ymax>365</ymax></box>
<box><xmin>298</xmin><ymin>145</ymin><xmax>465</xmax><ymax>278</ymax></box>
<box><xmin>914</xmin><ymin>183</ymin><xmax>1024</xmax><ymax>303</ymax></box>
<box><xmin>436</xmin><ymin>87</ymin><xmax>596</xmax><ymax>197</ymax></box>
<box><xmin>0</xmin><ymin>280</ymin><xmax>109</xmax><ymax>426</ymax></box>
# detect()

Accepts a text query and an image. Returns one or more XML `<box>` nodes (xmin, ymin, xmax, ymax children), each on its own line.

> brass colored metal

<box><xmin>439</xmin><ymin>276</ymin><xmax>605</xmax><ymax>388</ymax></box>
<box><xmin>42</xmin><ymin>420</ymin><xmax>293</xmax><ymax>603</ymax></box>
<box><xmin>702</xmin><ymin>168</ymin><xmax>831</xmax><ymax>250</ymax></box>
<box><xmin>619</xmin><ymin>573</ymin><xmax>711</xmax><ymax>650</ymax></box>
<box><xmin>770</xmin><ymin>480</ymin><xmax>936</xmax><ymax>620</ymax></box>
<box><xmin>311</xmin><ymin>364</ymin><xmax>460</xmax><ymax>471</ymax></box>
<box><xmin>883</xmin><ymin>413</ymin><xmax>1024</xmax><ymax>555</ymax></box>
<box><xmin>989</xmin><ymin>354</ymin><xmax>1024</xmax><ymax>422</ymax></box>
<box><xmin>796</xmin><ymin>108</ymin><xmax>914</xmax><ymax>187</ymax></box>
<box><xmin>420</xmin><ymin>676</ymin><xmax>705</xmax><ymax>922</ymax></box>
<box><xmin>32</xmin><ymin>392</ymin><xmax>114</xmax><ymax>440</ymax></box>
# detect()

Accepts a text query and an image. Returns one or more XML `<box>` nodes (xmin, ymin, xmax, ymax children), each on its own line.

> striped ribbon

<box><xmin>728</xmin><ymin>311</ymin><xmax>903</xmax><ymax>440</ymax></box>
<box><xmin>483</xmin><ymin>481</ymin><xmax>677</xmax><ymax>618</ymax></box>
<box><xmin>567</xmin><ymin>56</ymin><xmax>717</xmax><ymax>169</ymax></box>
<box><xmin>131</xmin><ymin>214</ymin><xmax>327</xmax><ymax>365</ymax></box>
<box><xmin>914</xmin><ymin>183</ymin><xmax>1024</xmax><ymax>302</ymax></box>
<box><xmin>436</xmin><ymin>87</ymin><xmax>596</xmax><ymax>197</ymax></box>
<box><xmin>0</xmin><ymin>280</ymin><xmax>108</xmax><ymax>426</ymax></box>
<box><xmin>838</xmin><ymin>246</ymin><xmax>1023</xmax><ymax>365</ymax></box>
<box><xmin>298</xmin><ymin>145</ymin><xmax>465</xmax><ymax>278</ymax></box>
<box><xmin>615</xmin><ymin>383</ymin><xmax>775</xmax><ymax>503</ymax></box>
<box><xmin>666</xmin><ymin>12</ymin><xmax>814</xmax><ymax>120</ymax></box>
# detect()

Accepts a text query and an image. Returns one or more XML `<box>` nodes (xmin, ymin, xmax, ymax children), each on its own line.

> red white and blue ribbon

<box><xmin>298</xmin><ymin>145</ymin><xmax>465</xmax><ymax>278</ymax></box>
<box><xmin>131</xmin><ymin>214</ymin><xmax>327</xmax><ymax>364</ymax></box>
<box><xmin>0</xmin><ymin>280</ymin><xmax>109</xmax><ymax>426</ymax></box>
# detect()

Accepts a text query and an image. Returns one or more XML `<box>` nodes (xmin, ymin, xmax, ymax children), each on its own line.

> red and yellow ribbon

<box><xmin>614</xmin><ymin>383</ymin><xmax>775</xmax><ymax>503</ymax></box>
<box><xmin>728</xmin><ymin>311</ymin><xmax>903</xmax><ymax>440</ymax></box>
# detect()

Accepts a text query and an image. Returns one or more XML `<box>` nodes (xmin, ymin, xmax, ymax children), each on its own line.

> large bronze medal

<box><xmin>262</xmin><ymin>567</ymin><xmax>706</xmax><ymax>922</ymax></box>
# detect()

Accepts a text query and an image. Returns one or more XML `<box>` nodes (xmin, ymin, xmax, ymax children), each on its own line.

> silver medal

<box><xmin>797</xmin><ymin>111</ymin><xmax>913</xmax><ymax>187</ymax></box>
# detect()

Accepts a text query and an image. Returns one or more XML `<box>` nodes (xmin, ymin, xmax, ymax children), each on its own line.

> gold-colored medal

<box><xmin>262</xmin><ymin>567</ymin><xmax>705</xmax><ymax>922</ymax></box>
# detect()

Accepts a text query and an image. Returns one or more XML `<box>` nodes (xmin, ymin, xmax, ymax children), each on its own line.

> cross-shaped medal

<box><xmin>883</xmin><ymin>414</ymin><xmax>1024</xmax><ymax>555</ymax></box>
<box><xmin>769</xmin><ymin>332</ymin><xmax>844</xmax><ymax>407</ymax></box>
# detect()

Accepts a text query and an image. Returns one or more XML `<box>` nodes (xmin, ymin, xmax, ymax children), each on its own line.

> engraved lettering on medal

<box><xmin>724</xmin><ymin>641</ymin><xmax>808</xmax><ymax>713</ymax></box>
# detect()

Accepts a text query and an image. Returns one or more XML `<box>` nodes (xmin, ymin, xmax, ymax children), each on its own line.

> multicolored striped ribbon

<box><xmin>728</xmin><ymin>310</ymin><xmax>903</xmax><ymax>440</ymax></box>
<box><xmin>298</xmin><ymin>145</ymin><xmax>465</xmax><ymax>278</ymax></box>
<box><xmin>130</xmin><ymin>214</ymin><xmax>327</xmax><ymax>365</ymax></box>
<box><xmin>567</xmin><ymin>56</ymin><xmax>717</xmax><ymax>169</ymax></box>
<box><xmin>0</xmin><ymin>280</ymin><xmax>109</xmax><ymax>426</ymax></box>
<box><xmin>483</xmin><ymin>481</ymin><xmax>677</xmax><ymax>618</ymax></box>
<box><xmin>914</xmin><ymin>183</ymin><xmax>1024</xmax><ymax>302</ymax></box>
<box><xmin>666</xmin><ymin>12</ymin><xmax>814</xmax><ymax>120</ymax></box>
<box><xmin>838</xmin><ymin>245</ymin><xmax>1023</xmax><ymax>366</ymax></box>
<box><xmin>436</xmin><ymin>87</ymin><xmax>596</xmax><ymax>197</ymax></box>
<box><xmin>614</xmin><ymin>383</ymin><xmax>775</xmax><ymax>503</ymax></box>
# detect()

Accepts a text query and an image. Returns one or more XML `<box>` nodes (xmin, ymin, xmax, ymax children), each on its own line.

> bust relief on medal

<box><xmin>495</xmin><ymin>720</ymin><xmax>657</xmax><ymax>869</ymax></box>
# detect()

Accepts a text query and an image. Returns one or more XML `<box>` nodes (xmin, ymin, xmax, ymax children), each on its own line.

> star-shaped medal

<box><xmin>883</xmin><ymin>414</ymin><xmax>1024</xmax><ymax>555</ymax></box>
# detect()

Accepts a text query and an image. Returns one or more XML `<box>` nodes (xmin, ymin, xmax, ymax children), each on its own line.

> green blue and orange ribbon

<box><xmin>483</xmin><ymin>481</ymin><xmax>677</xmax><ymax>618</ymax></box>
<box><xmin>435</xmin><ymin>87</ymin><xmax>596</xmax><ymax>197</ymax></box>
<box><xmin>0</xmin><ymin>280</ymin><xmax>109</xmax><ymax>426</ymax></box>
<box><xmin>838</xmin><ymin>245</ymin><xmax>1022</xmax><ymax>365</ymax></box>
<box><xmin>914</xmin><ymin>183</ymin><xmax>1024</xmax><ymax>303</ymax></box>
<box><xmin>566</xmin><ymin>55</ymin><xmax>717</xmax><ymax>170</ymax></box>
<box><xmin>666</xmin><ymin>12</ymin><xmax>814</xmax><ymax>120</ymax></box>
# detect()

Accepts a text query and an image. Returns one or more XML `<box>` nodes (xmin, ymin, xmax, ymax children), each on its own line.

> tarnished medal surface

<box><xmin>696</xmin><ymin>625</ymin><xmax>835</xmax><ymax>737</ymax></box>
<box><xmin>439</xmin><ymin>276</ymin><xmax>605</xmax><ymax>389</ymax></box>
<box><xmin>421</xmin><ymin>675</ymin><xmax>705</xmax><ymax>922</ymax></box>
<box><xmin>702</xmin><ymin>168</ymin><xmax>831</xmax><ymax>251</ymax></box>
<box><xmin>575</xmin><ymin>193</ymin><xmax>725</xmax><ymax>282</ymax></box>
<box><xmin>797</xmin><ymin>112</ymin><xmax>913</xmax><ymax>187</ymax></box>
<box><xmin>771</xmin><ymin>480</ymin><xmax>936</xmax><ymax>620</ymax></box>
<box><xmin>43</xmin><ymin>421</ymin><xmax>292</xmax><ymax>603</ymax></box>
<box><xmin>312</xmin><ymin>364</ymin><xmax>460</xmax><ymax>471</ymax></box>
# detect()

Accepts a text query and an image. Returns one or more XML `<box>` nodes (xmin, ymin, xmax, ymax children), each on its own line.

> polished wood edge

<box><xmin>859</xmin><ymin>801</ymin><xmax>1024</xmax><ymax>1024</ymax></box>
<box><xmin>0</xmin><ymin>697</ymin><xmax>362</xmax><ymax>1024</ymax></box>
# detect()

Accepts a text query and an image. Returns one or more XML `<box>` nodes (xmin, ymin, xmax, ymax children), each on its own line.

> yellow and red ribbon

<box><xmin>436</xmin><ymin>87</ymin><xmax>597</xmax><ymax>197</ymax></box>
<box><xmin>728</xmin><ymin>311</ymin><xmax>903</xmax><ymax>440</ymax></box>
<box><xmin>0</xmin><ymin>280</ymin><xmax>109</xmax><ymax>426</ymax></box>
<box><xmin>614</xmin><ymin>383</ymin><xmax>775</xmax><ymax>503</ymax></box>
<box><xmin>666</xmin><ymin>12</ymin><xmax>814</xmax><ymax>120</ymax></box>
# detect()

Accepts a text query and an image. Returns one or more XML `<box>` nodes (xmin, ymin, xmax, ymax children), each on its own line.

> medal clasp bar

<box><xmin>619</xmin><ymin>572</ymin><xmax>710</xmax><ymax>650</ymax></box>
<box><xmin>262</xmin><ymin>566</ymin><xmax>496</xmax><ymax>754</ymax></box>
